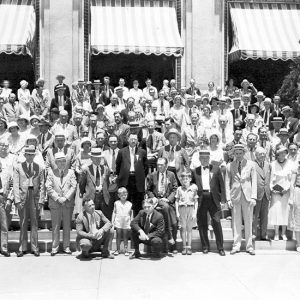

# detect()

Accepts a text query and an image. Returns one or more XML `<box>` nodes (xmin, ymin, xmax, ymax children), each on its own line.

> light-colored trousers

<box><xmin>50</xmin><ymin>205</ymin><xmax>73</xmax><ymax>251</ymax></box>
<box><xmin>232</xmin><ymin>193</ymin><xmax>254</xmax><ymax>251</ymax></box>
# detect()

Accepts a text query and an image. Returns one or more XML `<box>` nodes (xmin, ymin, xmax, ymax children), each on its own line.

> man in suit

<box><xmin>192</xmin><ymin>150</ymin><xmax>226</xmax><ymax>256</ymax></box>
<box><xmin>100</xmin><ymin>76</ymin><xmax>114</xmax><ymax>106</ymax></box>
<box><xmin>147</xmin><ymin>157</ymin><xmax>178</xmax><ymax>253</ymax></box>
<box><xmin>244</xmin><ymin>133</ymin><xmax>258</xmax><ymax>161</ymax></box>
<box><xmin>51</xmin><ymin>83</ymin><xmax>72</xmax><ymax>119</ymax></box>
<box><xmin>37</xmin><ymin>117</ymin><xmax>53</xmax><ymax>160</ymax></box>
<box><xmin>158</xmin><ymin>128</ymin><xmax>189</xmax><ymax>186</ymax></box>
<box><xmin>282</xmin><ymin>106</ymin><xmax>299</xmax><ymax>142</ymax></box>
<box><xmin>186</xmin><ymin>79</ymin><xmax>201</xmax><ymax>96</ymax></box>
<box><xmin>130</xmin><ymin>197</ymin><xmax>165</xmax><ymax>259</ymax></box>
<box><xmin>120</xmin><ymin>97</ymin><xmax>135</xmax><ymax>124</ymax></box>
<box><xmin>3</xmin><ymin>93</ymin><xmax>20</xmax><ymax>122</ymax></box>
<box><xmin>225</xmin><ymin>144</ymin><xmax>257</xmax><ymax>255</ymax></box>
<box><xmin>253</xmin><ymin>147</ymin><xmax>271</xmax><ymax>241</ymax></box>
<box><xmin>13</xmin><ymin>145</ymin><xmax>45</xmax><ymax>257</ymax></box>
<box><xmin>114</xmin><ymin>111</ymin><xmax>130</xmax><ymax>148</ymax></box>
<box><xmin>224</xmin><ymin>129</ymin><xmax>244</xmax><ymax>163</ymax></box>
<box><xmin>116</xmin><ymin>133</ymin><xmax>148</xmax><ymax>215</ymax></box>
<box><xmin>45</xmin><ymin>131</ymin><xmax>76</xmax><ymax>174</ymax></box>
<box><xmin>46</xmin><ymin>152</ymin><xmax>77</xmax><ymax>256</ymax></box>
<box><xmin>54</xmin><ymin>74</ymin><xmax>70</xmax><ymax>99</ymax></box>
<box><xmin>76</xmin><ymin>199</ymin><xmax>114</xmax><ymax>259</ymax></box>
<box><xmin>259</xmin><ymin>98</ymin><xmax>273</xmax><ymax>128</ymax></box>
<box><xmin>90</xmin><ymin>80</ymin><xmax>102</xmax><ymax>111</ymax></box>
<box><xmin>231</xmin><ymin>98</ymin><xmax>246</xmax><ymax>131</ymax></box>
<box><xmin>152</xmin><ymin>90</ymin><xmax>171</xmax><ymax>118</ymax></box>
<box><xmin>257</xmin><ymin>127</ymin><xmax>273</xmax><ymax>162</ymax></box>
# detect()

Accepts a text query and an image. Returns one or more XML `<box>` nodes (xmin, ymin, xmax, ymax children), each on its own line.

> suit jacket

<box><xmin>3</xmin><ymin>102</ymin><xmax>20</xmax><ymax>122</ymax></box>
<box><xmin>186</xmin><ymin>86</ymin><xmax>201</xmax><ymax>96</ymax></box>
<box><xmin>116</xmin><ymin>146</ymin><xmax>148</xmax><ymax>192</ymax></box>
<box><xmin>146</xmin><ymin>171</ymin><xmax>178</xmax><ymax>204</ymax></box>
<box><xmin>13</xmin><ymin>162</ymin><xmax>45</xmax><ymax>205</ymax></box>
<box><xmin>231</xmin><ymin>108</ymin><xmax>246</xmax><ymax>130</ymax></box>
<box><xmin>131</xmin><ymin>209</ymin><xmax>165</xmax><ymax>239</ymax></box>
<box><xmin>76</xmin><ymin>210</ymin><xmax>112</xmax><ymax>240</ymax></box>
<box><xmin>284</xmin><ymin>117</ymin><xmax>299</xmax><ymax>140</ymax></box>
<box><xmin>100</xmin><ymin>85</ymin><xmax>114</xmax><ymax>106</ymax></box>
<box><xmin>46</xmin><ymin>168</ymin><xmax>77</xmax><ymax>209</ymax></box>
<box><xmin>54</xmin><ymin>83</ymin><xmax>70</xmax><ymax>99</ymax></box>
<box><xmin>45</xmin><ymin>146</ymin><xmax>75</xmax><ymax>174</ymax></box>
<box><xmin>37</xmin><ymin>131</ymin><xmax>53</xmax><ymax>159</ymax></box>
<box><xmin>225</xmin><ymin>159</ymin><xmax>257</xmax><ymax>203</ymax></box>
<box><xmin>50</xmin><ymin>97</ymin><xmax>72</xmax><ymax>119</ymax></box>
<box><xmin>254</xmin><ymin>160</ymin><xmax>271</xmax><ymax>201</ymax></box>
<box><xmin>79</xmin><ymin>163</ymin><xmax>110</xmax><ymax>204</ymax></box>
<box><xmin>51</xmin><ymin>122</ymin><xmax>78</xmax><ymax>144</ymax></box>
<box><xmin>144</xmin><ymin>130</ymin><xmax>163</xmax><ymax>154</ymax></box>
<box><xmin>192</xmin><ymin>165</ymin><xmax>226</xmax><ymax>209</ymax></box>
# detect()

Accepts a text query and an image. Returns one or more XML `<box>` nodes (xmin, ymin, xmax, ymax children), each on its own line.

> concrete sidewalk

<box><xmin>0</xmin><ymin>251</ymin><xmax>300</xmax><ymax>300</ymax></box>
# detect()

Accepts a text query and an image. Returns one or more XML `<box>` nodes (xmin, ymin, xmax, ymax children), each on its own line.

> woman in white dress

<box><xmin>208</xmin><ymin>131</ymin><xmax>225</xmax><ymax>167</ymax></box>
<box><xmin>17</xmin><ymin>80</ymin><xmax>31</xmax><ymax>112</ymax></box>
<box><xmin>199</xmin><ymin>105</ymin><xmax>217</xmax><ymax>138</ymax></box>
<box><xmin>169</xmin><ymin>95</ymin><xmax>184</xmax><ymax>131</ymax></box>
<box><xmin>268</xmin><ymin>146</ymin><xmax>293</xmax><ymax>241</ymax></box>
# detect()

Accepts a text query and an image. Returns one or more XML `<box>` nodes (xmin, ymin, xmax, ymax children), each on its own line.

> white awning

<box><xmin>229</xmin><ymin>2</ymin><xmax>300</xmax><ymax>61</ymax></box>
<box><xmin>91</xmin><ymin>0</ymin><xmax>183</xmax><ymax>57</ymax></box>
<box><xmin>0</xmin><ymin>2</ymin><xmax>36</xmax><ymax>56</ymax></box>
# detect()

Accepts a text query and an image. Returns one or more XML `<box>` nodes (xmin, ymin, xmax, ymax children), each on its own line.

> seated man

<box><xmin>130</xmin><ymin>197</ymin><xmax>165</xmax><ymax>259</ymax></box>
<box><xmin>76</xmin><ymin>199</ymin><xmax>114</xmax><ymax>259</ymax></box>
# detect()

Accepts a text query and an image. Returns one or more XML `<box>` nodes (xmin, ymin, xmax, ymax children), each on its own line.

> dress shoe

<box><xmin>129</xmin><ymin>251</ymin><xmax>141</xmax><ymax>259</ymax></box>
<box><xmin>181</xmin><ymin>248</ymin><xmax>187</xmax><ymax>255</ymax></box>
<box><xmin>63</xmin><ymin>248</ymin><xmax>72</xmax><ymax>255</ymax></box>
<box><xmin>274</xmin><ymin>235</ymin><xmax>279</xmax><ymax>241</ymax></box>
<box><xmin>247</xmin><ymin>249</ymin><xmax>255</xmax><ymax>256</ymax></box>
<box><xmin>187</xmin><ymin>248</ymin><xmax>192</xmax><ymax>255</ymax></box>
<box><xmin>261</xmin><ymin>237</ymin><xmax>271</xmax><ymax>242</ymax></box>
<box><xmin>16</xmin><ymin>251</ymin><xmax>26</xmax><ymax>257</ymax></box>
<box><xmin>282</xmin><ymin>234</ymin><xmax>288</xmax><ymax>241</ymax></box>
<box><xmin>50</xmin><ymin>251</ymin><xmax>58</xmax><ymax>257</ymax></box>
<box><xmin>219</xmin><ymin>250</ymin><xmax>226</xmax><ymax>256</ymax></box>
<box><xmin>202</xmin><ymin>249</ymin><xmax>209</xmax><ymax>254</ymax></box>
<box><xmin>296</xmin><ymin>246</ymin><xmax>300</xmax><ymax>253</ymax></box>
<box><xmin>168</xmin><ymin>238</ymin><xmax>175</xmax><ymax>245</ymax></box>
<box><xmin>101</xmin><ymin>252</ymin><xmax>114</xmax><ymax>259</ymax></box>
<box><xmin>172</xmin><ymin>249</ymin><xmax>178</xmax><ymax>255</ymax></box>
<box><xmin>1</xmin><ymin>250</ymin><xmax>10</xmax><ymax>257</ymax></box>
<box><xmin>32</xmin><ymin>251</ymin><xmax>40</xmax><ymax>257</ymax></box>
<box><xmin>151</xmin><ymin>252</ymin><xmax>162</xmax><ymax>259</ymax></box>
<box><xmin>230</xmin><ymin>249</ymin><xmax>240</xmax><ymax>255</ymax></box>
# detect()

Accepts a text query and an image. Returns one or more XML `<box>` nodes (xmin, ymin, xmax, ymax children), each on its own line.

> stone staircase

<box><xmin>7</xmin><ymin>211</ymin><xmax>297</xmax><ymax>253</ymax></box>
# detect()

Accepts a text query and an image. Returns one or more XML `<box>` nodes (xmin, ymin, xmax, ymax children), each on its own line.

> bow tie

<box><xmin>203</xmin><ymin>166</ymin><xmax>209</xmax><ymax>170</ymax></box>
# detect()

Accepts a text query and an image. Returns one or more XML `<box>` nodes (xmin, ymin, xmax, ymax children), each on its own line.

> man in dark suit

<box><xmin>53</xmin><ymin>74</ymin><xmax>70</xmax><ymax>101</ymax></box>
<box><xmin>116</xmin><ymin>133</ymin><xmax>148</xmax><ymax>215</ymax></box>
<box><xmin>282</xmin><ymin>106</ymin><xmax>299</xmax><ymax>142</ymax></box>
<box><xmin>50</xmin><ymin>84</ymin><xmax>72</xmax><ymax>119</ymax></box>
<box><xmin>37</xmin><ymin>117</ymin><xmax>53</xmax><ymax>160</ymax></box>
<box><xmin>100</xmin><ymin>76</ymin><xmax>114</xmax><ymax>106</ymax></box>
<box><xmin>253</xmin><ymin>147</ymin><xmax>271</xmax><ymax>241</ymax></box>
<box><xmin>259</xmin><ymin>98</ymin><xmax>274</xmax><ymax>128</ymax></box>
<box><xmin>231</xmin><ymin>98</ymin><xmax>246</xmax><ymax>131</ymax></box>
<box><xmin>186</xmin><ymin>79</ymin><xmax>201</xmax><ymax>96</ymax></box>
<box><xmin>147</xmin><ymin>157</ymin><xmax>178</xmax><ymax>253</ymax></box>
<box><xmin>192</xmin><ymin>150</ymin><xmax>226</xmax><ymax>256</ymax></box>
<box><xmin>130</xmin><ymin>197</ymin><xmax>165</xmax><ymax>259</ymax></box>
<box><xmin>76</xmin><ymin>199</ymin><xmax>114</xmax><ymax>259</ymax></box>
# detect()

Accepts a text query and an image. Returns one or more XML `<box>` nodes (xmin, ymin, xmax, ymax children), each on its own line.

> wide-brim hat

<box><xmin>30</xmin><ymin>115</ymin><xmax>40</xmax><ymax>123</ymax></box>
<box><xmin>129</xmin><ymin>122</ymin><xmax>140</xmax><ymax>129</ymax></box>
<box><xmin>249</xmin><ymin>103</ymin><xmax>260</xmax><ymax>113</ymax></box>
<box><xmin>38</xmin><ymin>117</ymin><xmax>51</xmax><ymax>127</ymax></box>
<box><xmin>81</xmin><ymin>137</ymin><xmax>92</xmax><ymax>147</ymax></box>
<box><xmin>24</xmin><ymin>145</ymin><xmax>36</xmax><ymax>155</ymax></box>
<box><xmin>18</xmin><ymin>114</ymin><xmax>30</xmax><ymax>123</ymax></box>
<box><xmin>56</xmin><ymin>74</ymin><xmax>65</xmax><ymax>80</ymax></box>
<box><xmin>8</xmin><ymin>121</ymin><xmax>19</xmax><ymax>131</ymax></box>
<box><xmin>93</xmin><ymin>80</ymin><xmax>101</xmax><ymax>85</ymax></box>
<box><xmin>241</xmin><ymin>79</ymin><xmax>250</xmax><ymax>87</ymax></box>
<box><xmin>36</xmin><ymin>78</ymin><xmax>45</xmax><ymax>85</ymax></box>
<box><xmin>164</xmin><ymin>128</ymin><xmax>181</xmax><ymax>140</ymax></box>
<box><xmin>255</xmin><ymin>91</ymin><xmax>265</xmax><ymax>98</ymax></box>
<box><xmin>90</xmin><ymin>148</ymin><xmax>103</xmax><ymax>157</ymax></box>
<box><xmin>233</xmin><ymin>143</ymin><xmax>246</xmax><ymax>152</ymax></box>
<box><xmin>276</xmin><ymin>146</ymin><xmax>288</xmax><ymax>155</ymax></box>
<box><xmin>277</xmin><ymin>128</ymin><xmax>289</xmax><ymax>136</ymax></box>
<box><xmin>0</xmin><ymin>118</ymin><xmax>7</xmax><ymax>128</ymax></box>
<box><xmin>271</xmin><ymin>117</ymin><xmax>283</xmax><ymax>123</ymax></box>
<box><xmin>54</xmin><ymin>152</ymin><xmax>66</xmax><ymax>160</ymax></box>
<box><xmin>208</xmin><ymin>130</ymin><xmax>221</xmax><ymax>143</ymax></box>
<box><xmin>282</xmin><ymin>106</ymin><xmax>291</xmax><ymax>113</ymax></box>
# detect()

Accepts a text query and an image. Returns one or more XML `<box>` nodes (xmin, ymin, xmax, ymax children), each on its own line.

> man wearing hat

<box><xmin>3</xmin><ymin>93</ymin><xmax>20</xmax><ymax>122</ymax></box>
<box><xmin>224</xmin><ymin>129</ymin><xmax>244</xmax><ymax>163</ymax></box>
<box><xmin>255</xmin><ymin>91</ymin><xmax>265</xmax><ymax>110</ymax></box>
<box><xmin>51</xmin><ymin>110</ymin><xmax>78</xmax><ymax>144</ymax></box>
<box><xmin>231</xmin><ymin>98</ymin><xmax>246</xmax><ymax>131</ymax></box>
<box><xmin>115</xmin><ymin>86</ymin><xmax>127</xmax><ymax>110</ymax></box>
<box><xmin>45</xmin><ymin>131</ymin><xmax>75</xmax><ymax>174</ymax></box>
<box><xmin>225</xmin><ymin>144</ymin><xmax>257</xmax><ymax>255</ymax></box>
<box><xmin>182</xmin><ymin>96</ymin><xmax>197</xmax><ymax>127</ymax></box>
<box><xmin>54</xmin><ymin>74</ymin><xmax>70</xmax><ymax>99</ymax></box>
<box><xmin>46</xmin><ymin>152</ymin><xmax>77</xmax><ymax>256</ymax></box>
<box><xmin>282</xmin><ymin>106</ymin><xmax>299</xmax><ymax>142</ymax></box>
<box><xmin>269</xmin><ymin>117</ymin><xmax>284</xmax><ymax>146</ymax></box>
<box><xmin>13</xmin><ymin>145</ymin><xmax>45</xmax><ymax>257</ymax></box>
<box><xmin>116</xmin><ymin>133</ymin><xmax>148</xmax><ymax>215</ymax></box>
<box><xmin>274</xmin><ymin>128</ymin><xmax>290</xmax><ymax>153</ymax></box>
<box><xmin>158</xmin><ymin>128</ymin><xmax>189</xmax><ymax>185</ymax></box>
<box><xmin>241</xmin><ymin>114</ymin><xmax>258</xmax><ymax>143</ymax></box>
<box><xmin>192</xmin><ymin>150</ymin><xmax>226</xmax><ymax>256</ymax></box>
<box><xmin>100</xmin><ymin>76</ymin><xmax>114</xmax><ymax>106</ymax></box>
<box><xmin>215</xmin><ymin>97</ymin><xmax>233</xmax><ymax>129</ymax></box>
<box><xmin>90</xmin><ymin>80</ymin><xmax>102</xmax><ymax>111</ymax></box>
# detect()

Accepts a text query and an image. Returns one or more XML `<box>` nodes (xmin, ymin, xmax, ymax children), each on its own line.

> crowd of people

<box><xmin>0</xmin><ymin>75</ymin><xmax>300</xmax><ymax>259</ymax></box>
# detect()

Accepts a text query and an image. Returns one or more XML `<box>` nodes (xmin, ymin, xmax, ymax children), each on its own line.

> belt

<box><xmin>202</xmin><ymin>190</ymin><xmax>210</xmax><ymax>193</ymax></box>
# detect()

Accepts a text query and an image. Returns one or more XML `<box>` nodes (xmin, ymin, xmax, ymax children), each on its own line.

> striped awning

<box><xmin>91</xmin><ymin>0</ymin><xmax>183</xmax><ymax>57</ymax></box>
<box><xmin>0</xmin><ymin>1</ymin><xmax>36</xmax><ymax>56</ymax></box>
<box><xmin>229</xmin><ymin>2</ymin><xmax>300</xmax><ymax>62</ymax></box>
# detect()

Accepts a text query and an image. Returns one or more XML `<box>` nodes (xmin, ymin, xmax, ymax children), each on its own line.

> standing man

<box><xmin>54</xmin><ymin>74</ymin><xmax>70</xmax><ymax>99</ymax></box>
<box><xmin>46</xmin><ymin>153</ymin><xmax>77</xmax><ymax>256</ymax></box>
<box><xmin>225</xmin><ymin>144</ymin><xmax>257</xmax><ymax>255</ymax></box>
<box><xmin>37</xmin><ymin>117</ymin><xmax>53</xmax><ymax>160</ymax></box>
<box><xmin>186</xmin><ymin>79</ymin><xmax>201</xmax><ymax>96</ymax></box>
<box><xmin>100</xmin><ymin>76</ymin><xmax>114</xmax><ymax>106</ymax></box>
<box><xmin>116</xmin><ymin>133</ymin><xmax>148</xmax><ymax>215</ymax></box>
<box><xmin>192</xmin><ymin>150</ymin><xmax>226</xmax><ymax>256</ymax></box>
<box><xmin>51</xmin><ymin>84</ymin><xmax>72</xmax><ymax>119</ymax></box>
<box><xmin>253</xmin><ymin>147</ymin><xmax>271</xmax><ymax>241</ymax></box>
<box><xmin>13</xmin><ymin>145</ymin><xmax>45</xmax><ymax>257</ymax></box>
<box><xmin>3</xmin><ymin>93</ymin><xmax>20</xmax><ymax>122</ymax></box>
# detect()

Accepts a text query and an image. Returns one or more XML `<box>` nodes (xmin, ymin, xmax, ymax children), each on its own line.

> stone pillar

<box><xmin>182</xmin><ymin>0</ymin><xmax>224</xmax><ymax>90</ymax></box>
<box><xmin>39</xmin><ymin>0</ymin><xmax>84</xmax><ymax>97</ymax></box>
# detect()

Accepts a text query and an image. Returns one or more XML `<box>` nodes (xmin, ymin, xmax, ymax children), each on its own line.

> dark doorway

<box><xmin>0</xmin><ymin>54</ymin><xmax>35</xmax><ymax>93</ymax></box>
<box><xmin>90</xmin><ymin>53</ymin><xmax>175</xmax><ymax>89</ymax></box>
<box><xmin>228</xmin><ymin>59</ymin><xmax>290</xmax><ymax>97</ymax></box>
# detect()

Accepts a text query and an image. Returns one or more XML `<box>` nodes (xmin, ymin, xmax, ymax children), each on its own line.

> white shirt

<box><xmin>201</xmin><ymin>166</ymin><xmax>210</xmax><ymax>191</ymax></box>
<box><xmin>129</xmin><ymin>88</ymin><xmax>143</xmax><ymax>105</ymax></box>
<box><xmin>87</xmin><ymin>212</ymin><xmax>97</xmax><ymax>234</ymax></box>
<box><xmin>93</xmin><ymin>165</ymin><xmax>102</xmax><ymax>187</ymax></box>
<box><xmin>129</xmin><ymin>147</ymin><xmax>135</xmax><ymax>172</ymax></box>
<box><xmin>168</xmin><ymin>146</ymin><xmax>176</xmax><ymax>167</ymax></box>
<box><xmin>103</xmin><ymin>148</ymin><xmax>119</xmax><ymax>170</ymax></box>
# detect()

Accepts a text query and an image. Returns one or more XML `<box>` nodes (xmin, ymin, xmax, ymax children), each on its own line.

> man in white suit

<box><xmin>46</xmin><ymin>152</ymin><xmax>77</xmax><ymax>256</ymax></box>
<box><xmin>225</xmin><ymin>143</ymin><xmax>257</xmax><ymax>255</ymax></box>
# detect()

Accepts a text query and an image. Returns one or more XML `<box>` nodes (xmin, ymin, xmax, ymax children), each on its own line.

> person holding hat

<box><xmin>225</xmin><ymin>143</ymin><xmax>257</xmax><ymax>255</ymax></box>
<box><xmin>240</xmin><ymin>79</ymin><xmax>257</xmax><ymax>98</ymax></box>
<box><xmin>100</xmin><ymin>76</ymin><xmax>114</xmax><ymax>106</ymax></box>
<box><xmin>130</xmin><ymin>197</ymin><xmax>164</xmax><ymax>259</ymax></box>
<box><xmin>54</xmin><ymin>74</ymin><xmax>70</xmax><ymax>100</ymax></box>
<box><xmin>37</xmin><ymin>117</ymin><xmax>53</xmax><ymax>159</ymax></box>
<box><xmin>7</xmin><ymin>121</ymin><xmax>25</xmax><ymax>155</ymax></box>
<box><xmin>282</xmin><ymin>106</ymin><xmax>299</xmax><ymax>142</ymax></box>
<box><xmin>231</xmin><ymin>98</ymin><xmax>247</xmax><ymax>131</ymax></box>
<box><xmin>13</xmin><ymin>145</ymin><xmax>45</xmax><ymax>257</ymax></box>
<box><xmin>129</xmin><ymin>80</ymin><xmax>143</xmax><ymax>106</ymax></box>
<box><xmin>3</xmin><ymin>93</ymin><xmax>20</xmax><ymax>123</ymax></box>
<box><xmin>114</xmin><ymin>78</ymin><xmax>129</xmax><ymax>97</ymax></box>
<box><xmin>158</xmin><ymin>128</ymin><xmax>189</xmax><ymax>186</ymax></box>
<box><xmin>46</xmin><ymin>152</ymin><xmax>77</xmax><ymax>256</ymax></box>
<box><xmin>192</xmin><ymin>150</ymin><xmax>226</xmax><ymax>256</ymax></box>
<box><xmin>268</xmin><ymin>146</ymin><xmax>293</xmax><ymax>241</ymax></box>
<box><xmin>45</xmin><ymin>131</ymin><xmax>76</xmax><ymax>174</ymax></box>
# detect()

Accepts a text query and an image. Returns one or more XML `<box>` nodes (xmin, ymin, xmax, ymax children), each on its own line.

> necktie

<box><xmin>41</xmin><ymin>134</ymin><xmax>45</xmax><ymax>148</ymax></box>
<box><xmin>194</xmin><ymin>126</ymin><xmax>198</xmax><ymax>139</ymax></box>
<box><xmin>160</xmin><ymin>173</ymin><xmax>165</xmax><ymax>194</ymax></box>
<box><xmin>203</xmin><ymin>166</ymin><xmax>209</xmax><ymax>170</ymax></box>
<box><xmin>60</xmin><ymin>171</ymin><xmax>64</xmax><ymax>184</ymax></box>
<box><xmin>260</xmin><ymin>162</ymin><xmax>264</xmax><ymax>169</ymax></box>
<box><xmin>96</xmin><ymin>166</ymin><xmax>100</xmax><ymax>187</ymax></box>
<box><xmin>169</xmin><ymin>147</ymin><xmax>175</xmax><ymax>161</ymax></box>
<box><xmin>161</xmin><ymin>100</ymin><xmax>164</xmax><ymax>113</ymax></box>
<box><xmin>92</xmin><ymin>127</ymin><xmax>95</xmax><ymax>139</ymax></box>
<box><xmin>147</xmin><ymin>134</ymin><xmax>153</xmax><ymax>150</ymax></box>
<box><xmin>238</xmin><ymin>161</ymin><xmax>241</xmax><ymax>174</ymax></box>
<box><xmin>235</xmin><ymin>109</ymin><xmax>239</xmax><ymax>120</ymax></box>
<box><xmin>189</xmin><ymin>109</ymin><xmax>192</xmax><ymax>117</ymax></box>
<box><xmin>221</xmin><ymin>109</ymin><xmax>224</xmax><ymax>115</ymax></box>
<box><xmin>144</xmin><ymin>215</ymin><xmax>151</xmax><ymax>234</ymax></box>
<box><xmin>222</xmin><ymin>128</ymin><xmax>226</xmax><ymax>144</ymax></box>
<box><xmin>28</xmin><ymin>163</ymin><xmax>32</xmax><ymax>177</ymax></box>
<box><xmin>111</xmin><ymin>149</ymin><xmax>116</xmax><ymax>173</ymax></box>
<box><xmin>264</xmin><ymin>111</ymin><xmax>268</xmax><ymax>124</ymax></box>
